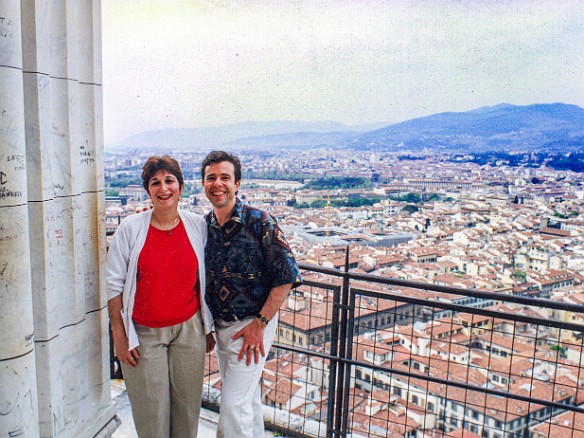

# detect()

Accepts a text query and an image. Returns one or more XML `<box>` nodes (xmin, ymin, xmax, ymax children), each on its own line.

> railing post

<box><xmin>326</xmin><ymin>282</ymin><xmax>342</xmax><ymax>438</ymax></box>
<box><xmin>332</xmin><ymin>246</ymin><xmax>352</xmax><ymax>437</ymax></box>
<box><xmin>343</xmin><ymin>259</ymin><xmax>358</xmax><ymax>437</ymax></box>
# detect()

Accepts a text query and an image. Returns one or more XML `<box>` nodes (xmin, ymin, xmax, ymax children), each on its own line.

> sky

<box><xmin>101</xmin><ymin>0</ymin><xmax>584</xmax><ymax>144</ymax></box>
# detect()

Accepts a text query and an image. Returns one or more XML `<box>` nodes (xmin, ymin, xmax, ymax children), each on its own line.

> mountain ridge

<box><xmin>107</xmin><ymin>121</ymin><xmax>386</xmax><ymax>151</ymax></box>
<box><xmin>106</xmin><ymin>103</ymin><xmax>584</xmax><ymax>152</ymax></box>
<box><xmin>345</xmin><ymin>103</ymin><xmax>584</xmax><ymax>152</ymax></box>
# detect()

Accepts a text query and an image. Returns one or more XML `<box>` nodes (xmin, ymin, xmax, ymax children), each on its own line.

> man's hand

<box><xmin>206</xmin><ymin>333</ymin><xmax>216</xmax><ymax>353</ymax></box>
<box><xmin>232</xmin><ymin>318</ymin><xmax>266</xmax><ymax>365</ymax></box>
<box><xmin>112</xmin><ymin>327</ymin><xmax>140</xmax><ymax>367</ymax></box>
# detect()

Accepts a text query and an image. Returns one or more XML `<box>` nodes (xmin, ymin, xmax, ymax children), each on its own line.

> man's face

<box><xmin>202</xmin><ymin>161</ymin><xmax>240</xmax><ymax>210</ymax></box>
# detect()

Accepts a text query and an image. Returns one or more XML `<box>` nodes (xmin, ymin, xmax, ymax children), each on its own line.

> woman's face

<box><xmin>147</xmin><ymin>169</ymin><xmax>183</xmax><ymax>211</ymax></box>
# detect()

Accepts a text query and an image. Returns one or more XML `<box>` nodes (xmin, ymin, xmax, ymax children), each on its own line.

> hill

<box><xmin>106</xmin><ymin>103</ymin><xmax>584</xmax><ymax>153</ymax></box>
<box><xmin>106</xmin><ymin>121</ymin><xmax>380</xmax><ymax>151</ymax></box>
<box><xmin>346</xmin><ymin>103</ymin><xmax>584</xmax><ymax>152</ymax></box>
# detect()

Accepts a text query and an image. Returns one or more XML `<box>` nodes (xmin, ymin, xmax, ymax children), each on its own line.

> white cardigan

<box><xmin>106</xmin><ymin>209</ymin><xmax>213</xmax><ymax>350</ymax></box>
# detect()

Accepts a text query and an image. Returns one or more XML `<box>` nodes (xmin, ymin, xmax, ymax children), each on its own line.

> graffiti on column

<box><xmin>0</xmin><ymin>15</ymin><xmax>15</xmax><ymax>38</ymax></box>
<box><xmin>0</xmin><ymin>153</ymin><xmax>26</xmax><ymax>200</ymax></box>
<box><xmin>0</xmin><ymin>156</ymin><xmax>25</xmax><ymax>198</ymax></box>
<box><xmin>80</xmin><ymin>140</ymin><xmax>95</xmax><ymax>165</ymax></box>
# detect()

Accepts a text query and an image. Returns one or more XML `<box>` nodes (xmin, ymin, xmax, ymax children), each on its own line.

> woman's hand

<box><xmin>112</xmin><ymin>327</ymin><xmax>140</xmax><ymax>367</ymax></box>
<box><xmin>108</xmin><ymin>296</ymin><xmax>139</xmax><ymax>367</ymax></box>
<box><xmin>206</xmin><ymin>333</ymin><xmax>216</xmax><ymax>353</ymax></box>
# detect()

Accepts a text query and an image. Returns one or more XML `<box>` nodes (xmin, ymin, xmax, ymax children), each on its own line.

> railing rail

<box><xmin>109</xmin><ymin>243</ymin><xmax>584</xmax><ymax>437</ymax></box>
<box><xmin>269</xmin><ymin>260</ymin><xmax>584</xmax><ymax>437</ymax></box>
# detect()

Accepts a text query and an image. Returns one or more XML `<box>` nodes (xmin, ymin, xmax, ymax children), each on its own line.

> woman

<box><xmin>106</xmin><ymin>155</ymin><xmax>214</xmax><ymax>438</ymax></box>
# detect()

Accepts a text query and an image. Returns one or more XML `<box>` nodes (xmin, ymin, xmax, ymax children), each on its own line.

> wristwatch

<box><xmin>256</xmin><ymin>313</ymin><xmax>270</xmax><ymax>325</ymax></box>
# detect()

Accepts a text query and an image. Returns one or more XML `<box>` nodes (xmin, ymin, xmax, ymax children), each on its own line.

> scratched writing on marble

<box><xmin>0</xmin><ymin>162</ymin><xmax>25</xmax><ymax>198</ymax></box>
<box><xmin>0</xmin><ymin>391</ymin><xmax>19</xmax><ymax>416</ymax></box>
<box><xmin>51</xmin><ymin>122</ymin><xmax>66</xmax><ymax>139</ymax></box>
<box><xmin>53</xmin><ymin>404</ymin><xmax>78</xmax><ymax>433</ymax></box>
<box><xmin>84</xmin><ymin>270</ymin><xmax>96</xmax><ymax>290</ymax></box>
<box><xmin>54</xmin><ymin>229</ymin><xmax>64</xmax><ymax>246</ymax></box>
<box><xmin>0</xmin><ymin>16</ymin><xmax>14</xmax><ymax>38</ymax></box>
<box><xmin>0</xmin><ymin>388</ymin><xmax>33</xmax><ymax>416</ymax></box>
<box><xmin>0</xmin><ymin>261</ymin><xmax>7</xmax><ymax>278</ymax></box>
<box><xmin>0</xmin><ymin>221</ymin><xmax>23</xmax><ymax>242</ymax></box>
<box><xmin>7</xmin><ymin>154</ymin><xmax>25</xmax><ymax>170</ymax></box>
<box><xmin>0</xmin><ymin>187</ymin><xmax>23</xmax><ymax>198</ymax></box>
<box><xmin>80</xmin><ymin>141</ymin><xmax>95</xmax><ymax>165</ymax></box>
<box><xmin>24</xmin><ymin>332</ymin><xmax>33</xmax><ymax>347</ymax></box>
<box><xmin>0</xmin><ymin>154</ymin><xmax>26</xmax><ymax>198</ymax></box>
<box><xmin>8</xmin><ymin>427</ymin><xmax>25</xmax><ymax>437</ymax></box>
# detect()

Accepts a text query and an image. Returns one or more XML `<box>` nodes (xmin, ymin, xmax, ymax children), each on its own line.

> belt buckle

<box><xmin>218</xmin><ymin>314</ymin><xmax>239</xmax><ymax>328</ymax></box>
<box><xmin>224</xmin><ymin>314</ymin><xmax>239</xmax><ymax>322</ymax></box>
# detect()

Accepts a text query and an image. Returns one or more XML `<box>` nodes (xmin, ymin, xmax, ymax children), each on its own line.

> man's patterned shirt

<box><xmin>205</xmin><ymin>198</ymin><xmax>302</xmax><ymax>322</ymax></box>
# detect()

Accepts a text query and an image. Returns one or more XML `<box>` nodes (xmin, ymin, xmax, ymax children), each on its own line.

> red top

<box><xmin>133</xmin><ymin>220</ymin><xmax>199</xmax><ymax>328</ymax></box>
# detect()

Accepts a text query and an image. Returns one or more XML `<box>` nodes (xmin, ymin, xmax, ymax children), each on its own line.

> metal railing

<box><xmin>110</xmin><ymin>247</ymin><xmax>584</xmax><ymax>437</ymax></box>
<box><xmin>234</xmin><ymin>257</ymin><xmax>583</xmax><ymax>437</ymax></box>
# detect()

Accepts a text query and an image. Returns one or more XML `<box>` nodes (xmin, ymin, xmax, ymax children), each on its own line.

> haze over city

<box><xmin>101</xmin><ymin>0</ymin><xmax>584</xmax><ymax>145</ymax></box>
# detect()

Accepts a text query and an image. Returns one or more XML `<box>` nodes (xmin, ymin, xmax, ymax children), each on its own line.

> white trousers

<box><xmin>215</xmin><ymin>315</ymin><xmax>278</xmax><ymax>438</ymax></box>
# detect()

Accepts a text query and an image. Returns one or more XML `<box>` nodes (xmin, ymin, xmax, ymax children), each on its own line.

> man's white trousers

<box><xmin>215</xmin><ymin>315</ymin><xmax>278</xmax><ymax>438</ymax></box>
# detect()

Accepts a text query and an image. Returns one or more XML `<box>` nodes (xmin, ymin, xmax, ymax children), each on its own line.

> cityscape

<box><xmin>100</xmin><ymin>3</ymin><xmax>584</xmax><ymax>436</ymax></box>
<box><xmin>105</xmin><ymin>146</ymin><xmax>584</xmax><ymax>437</ymax></box>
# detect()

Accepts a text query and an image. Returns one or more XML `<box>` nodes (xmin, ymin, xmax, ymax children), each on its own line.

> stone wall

<box><xmin>1</xmin><ymin>1</ymin><xmax>116</xmax><ymax>436</ymax></box>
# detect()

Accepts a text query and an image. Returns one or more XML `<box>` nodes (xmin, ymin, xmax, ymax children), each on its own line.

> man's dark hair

<box><xmin>141</xmin><ymin>155</ymin><xmax>184</xmax><ymax>193</ymax></box>
<box><xmin>201</xmin><ymin>150</ymin><xmax>242</xmax><ymax>182</ymax></box>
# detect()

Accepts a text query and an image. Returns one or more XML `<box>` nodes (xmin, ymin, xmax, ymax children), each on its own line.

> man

<box><xmin>201</xmin><ymin>150</ymin><xmax>302</xmax><ymax>437</ymax></box>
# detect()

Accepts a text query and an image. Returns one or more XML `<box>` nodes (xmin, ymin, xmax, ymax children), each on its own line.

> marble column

<box><xmin>0</xmin><ymin>2</ymin><xmax>40</xmax><ymax>437</ymax></box>
<box><xmin>1</xmin><ymin>1</ymin><xmax>116</xmax><ymax>436</ymax></box>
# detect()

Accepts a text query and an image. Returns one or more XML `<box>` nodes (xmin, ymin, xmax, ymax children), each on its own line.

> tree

<box><xmin>304</xmin><ymin>177</ymin><xmax>371</xmax><ymax>190</ymax></box>
<box><xmin>310</xmin><ymin>199</ymin><xmax>328</xmax><ymax>208</ymax></box>
<box><xmin>389</xmin><ymin>193</ymin><xmax>422</xmax><ymax>203</ymax></box>
<box><xmin>512</xmin><ymin>270</ymin><xmax>526</xmax><ymax>279</ymax></box>
<box><xmin>403</xmin><ymin>205</ymin><xmax>419</xmax><ymax>214</ymax></box>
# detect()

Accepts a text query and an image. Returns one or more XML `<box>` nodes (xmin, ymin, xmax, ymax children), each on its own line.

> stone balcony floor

<box><xmin>110</xmin><ymin>380</ymin><xmax>275</xmax><ymax>438</ymax></box>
